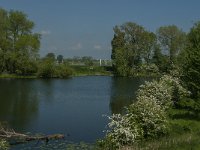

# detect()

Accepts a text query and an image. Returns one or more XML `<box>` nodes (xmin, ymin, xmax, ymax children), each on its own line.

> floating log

<box><xmin>0</xmin><ymin>126</ymin><xmax>64</xmax><ymax>145</ymax></box>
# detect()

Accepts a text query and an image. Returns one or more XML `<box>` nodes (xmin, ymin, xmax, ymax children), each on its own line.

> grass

<box><xmin>125</xmin><ymin>107</ymin><xmax>200</xmax><ymax>150</ymax></box>
<box><xmin>0</xmin><ymin>74</ymin><xmax>37</xmax><ymax>79</ymax></box>
<box><xmin>110</xmin><ymin>106</ymin><xmax>200</xmax><ymax>150</ymax></box>
<box><xmin>0</xmin><ymin>66</ymin><xmax>113</xmax><ymax>79</ymax></box>
<box><xmin>71</xmin><ymin>65</ymin><xmax>112</xmax><ymax>76</ymax></box>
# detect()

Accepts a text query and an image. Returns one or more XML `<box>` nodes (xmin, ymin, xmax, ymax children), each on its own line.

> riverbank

<box><xmin>122</xmin><ymin>107</ymin><xmax>200</xmax><ymax>150</ymax></box>
<box><xmin>0</xmin><ymin>66</ymin><xmax>113</xmax><ymax>79</ymax></box>
<box><xmin>0</xmin><ymin>74</ymin><xmax>37</xmax><ymax>79</ymax></box>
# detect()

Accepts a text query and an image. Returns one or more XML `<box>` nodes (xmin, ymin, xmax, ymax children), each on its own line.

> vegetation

<box><xmin>182</xmin><ymin>22</ymin><xmax>200</xmax><ymax>98</ymax></box>
<box><xmin>111</xmin><ymin>22</ymin><xmax>158</xmax><ymax>76</ymax></box>
<box><xmin>111</xmin><ymin>22</ymin><xmax>187</xmax><ymax>76</ymax></box>
<box><xmin>0</xmin><ymin>139</ymin><xmax>9</xmax><ymax>150</ymax></box>
<box><xmin>97</xmin><ymin>21</ymin><xmax>200</xmax><ymax>149</ymax></box>
<box><xmin>0</xmin><ymin>8</ymin><xmax>109</xmax><ymax>79</ymax></box>
<box><xmin>98</xmin><ymin>75</ymin><xmax>188</xmax><ymax>149</ymax></box>
<box><xmin>0</xmin><ymin>8</ymin><xmax>40</xmax><ymax>75</ymax></box>
<box><xmin>1</xmin><ymin>7</ymin><xmax>200</xmax><ymax>150</ymax></box>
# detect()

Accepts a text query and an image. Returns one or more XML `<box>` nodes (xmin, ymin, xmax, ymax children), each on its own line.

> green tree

<box><xmin>141</xmin><ymin>32</ymin><xmax>157</xmax><ymax>64</ymax></box>
<box><xmin>46</xmin><ymin>52</ymin><xmax>56</xmax><ymax>61</ymax></box>
<box><xmin>37</xmin><ymin>58</ymin><xmax>55</xmax><ymax>78</ymax></box>
<box><xmin>111</xmin><ymin>22</ymin><xmax>157</xmax><ymax>76</ymax></box>
<box><xmin>82</xmin><ymin>56</ymin><xmax>94</xmax><ymax>66</ymax></box>
<box><xmin>182</xmin><ymin>22</ymin><xmax>200</xmax><ymax>98</ymax></box>
<box><xmin>57</xmin><ymin>54</ymin><xmax>63</xmax><ymax>63</ymax></box>
<box><xmin>157</xmin><ymin>25</ymin><xmax>186</xmax><ymax>66</ymax></box>
<box><xmin>152</xmin><ymin>45</ymin><xmax>170</xmax><ymax>72</ymax></box>
<box><xmin>0</xmin><ymin>8</ymin><xmax>40</xmax><ymax>75</ymax></box>
<box><xmin>0</xmin><ymin>8</ymin><xmax>11</xmax><ymax>72</ymax></box>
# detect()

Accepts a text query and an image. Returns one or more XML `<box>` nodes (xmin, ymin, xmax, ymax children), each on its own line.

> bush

<box><xmin>0</xmin><ymin>139</ymin><xmax>9</xmax><ymax>150</ymax></box>
<box><xmin>54</xmin><ymin>64</ymin><xmax>73</xmax><ymax>78</ymax></box>
<box><xmin>101</xmin><ymin>75</ymin><xmax>188</xmax><ymax>149</ymax></box>
<box><xmin>37</xmin><ymin>58</ymin><xmax>55</xmax><ymax>78</ymax></box>
<box><xmin>128</xmin><ymin>96</ymin><xmax>169</xmax><ymax>139</ymax></box>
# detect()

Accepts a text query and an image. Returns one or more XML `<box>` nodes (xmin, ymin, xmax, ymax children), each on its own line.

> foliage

<box><xmin>0</xmin><ymin>139</ymin><xmax>9</xmax><ymax>150</ymax></box>
<box><xmin>151</xmin><ymin>45</ymin><xmax>170</xmax><ymax>72</ymax></box>
<box><xmin>37</xmin><ymin>58</ymin><xmax>56</xmax><ymax>78</ymax></box>
<box><xmin>128</xmin><ymin>96</ymin><xmax>168</xmax><ymax>139</ymax></box>
<box><xmin>157</xmin><ymin>25</ymin><xmax>186</xmax><ymax>65</ymax></box>
<box><xmin>0</xmin><ymin>8</ymin><xmax>40</xmax><ymax>75</ymax></box>
<box><xmin>174</xmin><ymin>97</ymin><xmax>200</xmax><ymax>114</ymax></box>
<box><xmin>37</xmin><ymin>58</ymin><xmax>73</xmax><ymax>78</ymax></box>
<box><xmin>101</xmin><ymin>75</ymin><xmax>188</xmax><ymax>149</ymax></box>
<box><xmin>57</xmin><ymin>55</ymin><xmax>64</xmax><ymax>63</ymax></box>
<box><xmin>71</xmin><ymin>66</ymin><xmax>111</xmax><ymax>76</ymax></box>
<box><xmin>54</xmin><ymin>64</ymin><xmax>73</xmax><ymax>78</ymax></box>
<box><xmin>46</xmin><ymin>52</ymin><xmax>56</xmax><ymax>60</ymax></box>
<box><xmin>111</xmin><ymin>22</ymin><xmax>157</xmax><ymax>76</ymax></box>
<box><xmin>182</xmin><ymin>22</ymin><xmax>200</xmax><ymax>98</ymax></box>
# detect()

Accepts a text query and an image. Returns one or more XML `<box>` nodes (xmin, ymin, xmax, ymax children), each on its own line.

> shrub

<box><xmin>54</xmin><ymin>64</ymin><xmax>73</xmax><ymax>78</ymax></box>
<box><xmin>102</xmin><ymin>75</ymin><xmax>188</xmax><ymax>149</ymax></box>
<box><xmin>0</xmin><ymin>139</ymin><xmax>9</xmax><ymax>150</ymax></box>
<box><xmin>105</xmin><ymin>114</ymin><xmax>142</xmax><ymax>148</ymax></box>
<box><xmin>37</xmin><ymin>58</ymin><xmax>55</xmax><ymax>78</ymax></box>
<box><xmin>128</xmin><ymin>95</ymin><xmax>169</xmax><ymax>139</ymax></box>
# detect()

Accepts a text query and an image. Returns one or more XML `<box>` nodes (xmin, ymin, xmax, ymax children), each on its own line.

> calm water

<box><xmin>0</xmin><ymin>76</ymin><xmax>149</xmax><ymax>147</ymax></box>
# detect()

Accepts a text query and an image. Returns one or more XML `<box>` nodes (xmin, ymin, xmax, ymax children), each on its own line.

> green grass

<box><xmin>0</xmin><ymin>74</ymin><xmax>37</xmax><ymax>79</ymax></box>
<box><xmin>71</xmin><ymin>65</ymin><xmax>112</xmax><ymax>76</ymax></box>
<box><xmin>130</xmin><ymin>108</ymin><xmax>200</xmax><ymax>150</ymax></box>
<box><xmin>0</xmin><ymin>66</ymin><xmax>113</xmax><ymax>79</ymax></box>
<box><xmin>111</xmin><ymin>107</ymin><xmax>200</xmax><ymax>150</ymax></box>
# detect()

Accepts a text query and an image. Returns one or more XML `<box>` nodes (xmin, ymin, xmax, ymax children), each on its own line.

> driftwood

<box><xmin>0</xmin><ymin>126</ymin><xmax>64</xmax><ymax>145</ymax></box>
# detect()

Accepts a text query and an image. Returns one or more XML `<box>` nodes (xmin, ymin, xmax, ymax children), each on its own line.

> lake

<box><xmin>0</xmin><ymin>76</ymin><xmax>149</xmax><ymax>148</ymax></box>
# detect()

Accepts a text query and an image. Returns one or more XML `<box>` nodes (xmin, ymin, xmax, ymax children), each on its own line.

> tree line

<box><xmin>0</xmin><ymin>8</ymin><xmax>40</xmax><ymax>75</ymax></box>
<box><xmin>111</xmin><ymin>22</ymin><xmax>186</xmax><ymax>76</ymax></box>
<box><xmin>0</xmin><ymin>8</ymin><xmax>74</xmax><ymax>78</ymax></box>
<box><xmin>99</xmin><ymin>21</ymin><xmax>200</xmax><ymax>149</ymax></box>
<box><xmin>111</xmin><ymin>21</ymin><xmax>200</xmax><ymax>98</ymax></box>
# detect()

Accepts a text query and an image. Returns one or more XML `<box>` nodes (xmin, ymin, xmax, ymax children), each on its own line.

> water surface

<box><xmin>0</xmin><ymin>76</ymin><xmax>148</xmax><ymax>146</ymax></box>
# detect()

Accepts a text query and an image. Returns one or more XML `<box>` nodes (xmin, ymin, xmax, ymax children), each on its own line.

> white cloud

<box><xmin>70</xmin><ymin>43</ymin><xmax>82</xmax><ymax>50</ymax></box>
<box><xmin>40</xmin><ymin>30</ymin><xmax>51</xmax><ymax>35</ymax></box>
<box><xmin>94</xmin><ymin>44</ymin><xmax>102</xmax><ymax>50</ymax></box>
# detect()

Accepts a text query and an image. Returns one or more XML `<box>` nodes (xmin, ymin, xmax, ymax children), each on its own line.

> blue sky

<box><xmin>0</xmin><ymin>0</ymin><xmax>200</xmax><ymax>59</ymax></box>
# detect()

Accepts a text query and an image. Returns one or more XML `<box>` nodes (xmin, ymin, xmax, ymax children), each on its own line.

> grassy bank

<box><xmin>141</xmin><ymin>110</ymin><xmax>200</xmax><ymax>150</ymax></box>
<box><xmin>0</xmin><ymin>74</ymin><xmax>37</xmax><ymax>79</ymax></box>
<box><xmin>0</xmin><ymin>66</ymin><xmax>113</xmax><ymax>79</ymax></box>
<box><xmin>71</xmin><ymin>66</ymin><xmax>113</xmax><ymax>76</ymax></box>
<box><xmin>120</xmin><ymin>107</ymin><xmax>200</xmax><ymax>150</ymax></box>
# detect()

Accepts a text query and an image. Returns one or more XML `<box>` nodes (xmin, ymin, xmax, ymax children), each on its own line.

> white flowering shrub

<box><xmin>137</xmin><ymin>80</ymin><xmax>172</xmax><ymax>109</ymax></box>
<box><xmin>0</xmin><ymin>139</ymin><xmax>9</xmax><ymax>150</ymax></box>
<box><xmin>106</xmin><ymin>114</ymin><xmax>142</xmax><ymax>148</ymax></box>
<box><xmin>128</xmin><ymin>95</ymin><xmax>168</xmax><ymax>139</ymax></box>
<box><xmin>102</xmin><ymin>75</ymin><xmax>189</xmax><ymax>149</ymax></box>
<box><xmin>160</xmin><ymin>75</ymin><xmax>190</xmax><ymax>99</ymax></box>
<box><xmin>137</xmin><ymin>75</ymin><xmax>189</xmax><ymax>108</ymax></box>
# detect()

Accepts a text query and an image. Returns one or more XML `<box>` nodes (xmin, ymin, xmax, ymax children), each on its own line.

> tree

<box><xmin>0</xmin><ymin>8</ymin><xmax>10</xmax><ymax>72</ymax></box>
<box><xmin>157</xmin><ymin>25</ymin><xmax>186</xmax><ymax>65</ymax></box>
<box><xmin>0</xmin><ymin>8</ymin><xmax>40</xmax><ymax>75</ymax></box>
<box><xmin>57</xmin><ymin>55</ymin><xmax>63</xmax><ymax>63</ymax></box>
<box><xmin>141</xmin><ymin>32</ymin><xmax>157</xmax><ymax>64</ymax></box>
<box><xmin>152</xmin><ymin>45</ymin><xmax>170</xmax><ymax>72</ymax></box>
<box><xmin>82</xmin><ymin>56</ymin><xmax>94</xmax><ymax>66</ymax></box>
<box><xmin>182</xmin><ymin>22</ymin><xmax>200</xmax><ymax>98</ymax></box>
<box><xmin>45</xmin><ymin>53</ymin><xmax>56</xmax><ymax>61</ymax></box>
<box><xmin>111</xmin><ymin>22</ymin><xmax>157</xmax><ymax>76</ymax></box>
<box><xmin>37</xmin><ymin>58</ymin><xmax>55</xmax><ymax>78</ymax></box>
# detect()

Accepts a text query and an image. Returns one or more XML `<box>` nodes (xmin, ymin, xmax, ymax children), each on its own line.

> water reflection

<box><xmin>0</xmin><ymin>79</ymin><xmax>39</xmax><ymax>131</ymax></box>
<box><xmin>110</xmin><ymin>77</ymin><xmax>151</xmax><ymax>114</ymax></box>
<box><xmin>0</xmin><ymin>76</ymin><xmax>151</xmax><ymax>145</ymax></box>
